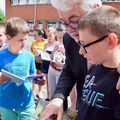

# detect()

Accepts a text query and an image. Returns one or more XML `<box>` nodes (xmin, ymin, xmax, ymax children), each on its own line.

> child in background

<box><xmin>77</xmin><ymin>5</ymin><xmax>120</xmax><ymax>120</ymax></box>
<box><xmin>0</xmin><ymin>21</ymin><xmax>7</xmax><ymax>49</ymax></box>
<box><xmin>48</xmin><ymin>24</ymin><xmax>65</xmax><ymax>99</ymax></box>
<box><xmin>45</xmin><ymin>27</ymin><xmax>57</xmax><ymax>54</ymax></box>
<box><xmin>42</xmin><ymin>27</ymin><xmax>57</xmax><ymax>100</ymax></box>
<box><xmin>31</xmin><ymin>28</ymin><xmax>46</xmax><ymax>98</ymax></box>
<box><xmin>31</xmin><ymin>28</ymin><xmax>46</xmax><ymax>74</ymax></box>
<box><xmin>0</xmin><ymin>17</ymin><xmax>36</xmax><ymax>120</ymax></box>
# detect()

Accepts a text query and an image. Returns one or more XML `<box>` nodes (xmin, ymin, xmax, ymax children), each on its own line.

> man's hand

<box><xmin>39</xmin><ymin>98</ymin><xmax>63</xmax><ymax>120</ymax></box>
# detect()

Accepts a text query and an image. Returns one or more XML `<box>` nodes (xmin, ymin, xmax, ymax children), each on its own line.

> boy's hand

<box><xmin>0</xmin><ymin>73</ymin><xmax>11</xmax><ymax>83</ymax></box>
<box><xmin>39</xmin><ymin>98</ymin><xmax>63</xmax><ymax>120</ymax></box>
<box><xmin>33</xmin><ymin>78</ymin><xmax>46</xmax><ymax>85</ymax></box>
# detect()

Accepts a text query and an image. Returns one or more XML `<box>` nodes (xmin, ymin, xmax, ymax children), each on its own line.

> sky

<box><xmin>0</xmin><ymin>0</ymin><xmax>5</xmax><ymax>14</ymax></box>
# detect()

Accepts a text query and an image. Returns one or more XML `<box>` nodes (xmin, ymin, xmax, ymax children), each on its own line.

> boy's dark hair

<box><xmin>6</xmin><ymin>17</ymin><xmax>29</xmax><ymax>37</ymax></box>
<box><xmin>78</xmin><ymin>5</ymin><xmax>120</xmax><ymax>43</ymax></box>
<box><xmin>34</xmin><ymin>28</ymin><xmax>47</xmax><ymax>39</ymax></box>
<box><xmin>35</xmin><ymin>28</ymin><xmax>44</xmax><ymax>36</ymax></box>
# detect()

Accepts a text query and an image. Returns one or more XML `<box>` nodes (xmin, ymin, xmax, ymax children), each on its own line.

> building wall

<box><xmin>6</xmin><ymin>0</ymin><xmax>120</xmax><ymax>30</ymax></box>
<box><xmin>6</xmin><ymin>0</ymin><xmax>59</xmax><ymax>29</ymax></box>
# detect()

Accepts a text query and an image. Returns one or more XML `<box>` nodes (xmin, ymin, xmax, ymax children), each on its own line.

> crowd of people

<box><xmin>0</xmin><ymin>0</ymin><xmax>120</xmax><ymax>120</ymax></box>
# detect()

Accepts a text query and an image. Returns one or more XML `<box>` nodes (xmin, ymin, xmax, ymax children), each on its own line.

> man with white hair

<box><xmin>40</xmin><ymin>0</ymin><xmax>102</xmax><ymax>120</ymax></box>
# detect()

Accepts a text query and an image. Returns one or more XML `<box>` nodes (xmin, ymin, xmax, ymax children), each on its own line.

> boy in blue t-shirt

<box><xmin>0</xmin><ymin>17</ymin><xmax>36</xmax><ymax>120</ymax></box>
<box><xmin>77</xmin><ymin>5</ymin><xmax>120</xmax><ymax>120</ymax></box>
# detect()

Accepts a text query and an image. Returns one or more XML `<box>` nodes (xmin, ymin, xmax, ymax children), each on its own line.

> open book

<box><xmin>35</xmin><ymin>50</ymin><xmax>51</xmax><ymax>61</ymax></box>
<box><xmin>1</xmin><ymin>69</ymin><xmax>46</xmax><ymax>85</ymax></box>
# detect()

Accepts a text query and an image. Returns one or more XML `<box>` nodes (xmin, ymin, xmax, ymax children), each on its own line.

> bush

<box><xmin>0</xmin><ymin>9</ymin><xmax>5</xmax><ymax>22</ymax></box>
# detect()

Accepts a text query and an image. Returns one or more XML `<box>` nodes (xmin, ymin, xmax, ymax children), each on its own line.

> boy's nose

<box><xmin>79</xmin><ymin>47</ymin><xmax>86</xmax><ymax>56</ymax></box>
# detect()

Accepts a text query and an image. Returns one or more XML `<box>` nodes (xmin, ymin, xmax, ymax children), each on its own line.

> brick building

<box><xmin>6</xmin><ymin>0</ymin><xmax>59</xmax><ymax>30</ymax></box>
<box><xmin>6</xmin><ymin>0</ymin><xmax>120</xmax><ymax>30</ymax></box>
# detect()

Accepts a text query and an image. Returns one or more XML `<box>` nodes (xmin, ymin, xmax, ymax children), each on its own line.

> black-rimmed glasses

<box><xmin>78</xmin><ymin>35</ymin><xmax>109</xmax><ymax>53</ymax></box>
<box><xmin>60</xmin><ymin>15</ymin><xmax>79</xmax><ymax>30</ymax></box>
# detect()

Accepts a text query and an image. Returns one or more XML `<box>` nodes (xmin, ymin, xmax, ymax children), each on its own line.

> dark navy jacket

<box><xmin>54</xmin><ymin>33</ymin><xmax>87</xmax><ymax>109</ymax></box>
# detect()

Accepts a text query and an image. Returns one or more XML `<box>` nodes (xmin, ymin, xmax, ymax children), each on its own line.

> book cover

<box><xmin>1</xmin><ymin>69</ymin><xmax>46</xmax><ymax>85</ymax></box>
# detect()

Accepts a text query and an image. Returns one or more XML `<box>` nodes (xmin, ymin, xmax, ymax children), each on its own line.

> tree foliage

<box><xmin>0</xmin><ymin>9</ymin><xmax>5</xmax><ymax>22</ymax></box>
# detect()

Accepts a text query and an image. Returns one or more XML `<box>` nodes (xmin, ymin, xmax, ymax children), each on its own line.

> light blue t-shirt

<box><xmin>0</xmin><ymin>48</ymin><xmax>36</xmax><ymax>109</ymax></box>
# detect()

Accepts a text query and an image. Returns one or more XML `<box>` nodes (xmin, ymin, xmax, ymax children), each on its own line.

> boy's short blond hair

<box><xmin>78</xmin><ymin>5</ymin><xmax>120</xmax><ymax>43</ymax></box>
<box><xmin>6</xmin><ymin>17</ymin><xmax>29</xmax><ymax>37</ymax></box>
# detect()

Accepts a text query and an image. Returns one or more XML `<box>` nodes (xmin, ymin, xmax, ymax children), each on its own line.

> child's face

<box><xmin>78</xmin><ymin>28</ymin><xmax>109</xmax><ymax>65</ymax></box>
<box><xmin>0</xmin><ymin>26</ymin><xmax>6</xmax><ymax>46</ymax></box>
<box><xmin>34</xmin><ymin>32</ymin><xmax>42</xmax><ymax>42</ymax></box>
<box><xmin>55</xmin><ymin>31</ymin><xmax>64</xmax><ymax>42</ymax></box>
<box><xmin>47</xmin><ymin>33</ymin><xmax>55</xmax><ymax>41</ymax></box>
<box><xmin>8</xmin><ymin>32</ymin><xmax>28</xmax><ymax>52</ymax></box>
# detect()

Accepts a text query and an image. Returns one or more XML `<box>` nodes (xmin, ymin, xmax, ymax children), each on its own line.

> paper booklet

<box><xmin>35</xmin><ymin>50</ymin><xmax>51</xmax><ymax>61</ymax></box>
<box><xmin>1</xmin><ymin>69</ymin><xmax>46</xmax><ymax>85</ymax></box>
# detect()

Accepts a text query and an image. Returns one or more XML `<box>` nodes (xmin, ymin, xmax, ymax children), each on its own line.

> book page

<box><xmin>35</xmin><ymin>50</ymin><xmax>51</xmax><ymax>61</ymax></box>
<box><xmin>40</xmin><ymin>50</ymin><xmax>51</xmax><ymax>61</ymax></box>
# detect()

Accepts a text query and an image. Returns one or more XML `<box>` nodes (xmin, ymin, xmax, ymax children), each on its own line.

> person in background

<box><xmin>0</xmin><ymin>17</ymin><xmax>36</xmax><ymax>120</ymax></box>
<box><xmin>45</xmin><ymin>27</ymin><xmax>57</xmax><ymax>54</ymax></box>
<box><xmin>42</xmin><ymin>27</ymin><xmax>57</xmax><ymax>100</ymax></box>
<box><xmin>77</xmin><ymin>5</ymin><xmax>120</xmax><ymax>120</ymax></box>
<box><xmin>40</xmin><ymin>0</ymin><xmax>102</xmax><ymax>120</ymax></box>
<box><xmin>0</xmin><ymin>21</ymin><xmax>7</xmax><ymax>49</ymax></box>
<box><xmin>48</xmin><ymin>24</ymin><xmax>65</xmax><ymax>100</ymax></box>
<box><xmin>31</xmin><ymin>28</ymin><xmax>46</xmax><ymax>99</ymax></box>
<box><xmin>41</xmin><ymin>27</ymin><xmax>57</xmax><ymax>75</ymax></box>
<box><xmin>31</xmin><ymin>28</ymin><xmax>46</xmax><ymax>74</ymax></box>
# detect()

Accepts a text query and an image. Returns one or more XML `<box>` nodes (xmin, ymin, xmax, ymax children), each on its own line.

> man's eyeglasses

<box><xmin>60</xmin><ymin>15</ymin><xmax>79</xmax><ymax>30</ymax></box>
<box><xmin>78</xmin><ymin>35</ymin><xmax>109</xmax><ymax>53</ymax></box>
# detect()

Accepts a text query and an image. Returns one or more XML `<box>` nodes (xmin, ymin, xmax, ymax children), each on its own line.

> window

<box><xmin>11</xmin><ymin>0</ymin><xmax>19</xmax><ymax>5</ymax></box>
<box><xmin>47</xmin><ymin>20</ymin><xmax>58</xmax><ymax>28</ymax></box>
<box><xmin>19</xmin><ymin>0</ymin><xmax>28</xmax><ymax>5</ymax></box>
<box><xmin>37</xmin><ymin>0</ymin><xmax>51</xmax><ymax>4</ymax></box>
<box><xmin>11</xmin><ymin>0</ymin><xmax>51</xmax><ymax>5</ymax></box>
<box><xmin>38</xmin><ymin>20</ymin><xmax>43</xmax><ymax>29</ymax></box>
<box><xmin>27</xmin><ymin>20</ymin><xmax>34</xmax><ymax>30</ymax></box>
<box><xmin>28</xmin><ymin>0</ymin><xmax>36</xmax><ymax>4</ymax></box>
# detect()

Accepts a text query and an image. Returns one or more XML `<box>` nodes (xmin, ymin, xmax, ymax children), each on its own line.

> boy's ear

<box><xmin>107</xmin><ymin>33</ymin><xmax>118</xmax><ymax>49</ymax></box>
<box><xmin>6</xmin><ymin>35</ymin><xmax>12</xmax><ymax>40</ymax></box>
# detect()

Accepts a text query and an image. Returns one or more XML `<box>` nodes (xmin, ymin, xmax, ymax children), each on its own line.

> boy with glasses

<box><xmin>77</xmin><ymin>5</ymin><xmax>120</xmax><ymax>120</ymax></box>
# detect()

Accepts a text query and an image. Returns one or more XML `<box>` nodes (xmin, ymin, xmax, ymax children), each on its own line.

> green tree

<box><xmin>0</xmin><ymin>9</ymin><xmax>5</xmax><ymax>22</ymax></box>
